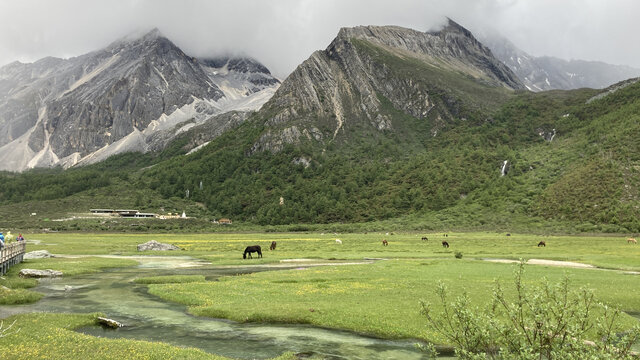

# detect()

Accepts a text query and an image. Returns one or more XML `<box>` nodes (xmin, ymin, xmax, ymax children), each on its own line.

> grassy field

<box><xmin>1</xmin><ymin>231</ymin><xmax>639</xmax><ymax>356</ymax></box>
<box><xmin>19</xmin><ymin>231</ymin><xmax>640</xmax><ymax>270</ymax></box>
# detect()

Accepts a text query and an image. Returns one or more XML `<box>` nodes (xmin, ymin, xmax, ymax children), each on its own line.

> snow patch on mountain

<box><xmin>75</xmin><ymin>129</ymin><xmax>147</xmax><ymax>166</ymax></box>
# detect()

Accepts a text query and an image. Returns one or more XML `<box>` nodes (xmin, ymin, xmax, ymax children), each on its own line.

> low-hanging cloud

<box><xmin>1</xmin><ymin>0</ymin><xmax>639</xmax><ymax>78</ymax></box>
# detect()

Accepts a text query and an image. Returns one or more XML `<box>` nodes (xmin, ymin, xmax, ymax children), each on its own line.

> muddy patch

<box><xmin>483</xmin><ymin>258</ymin><xmax>639</xmax><ymax>276</ymax></box>
<box><xmin>484</xmin><ymin>258</ymin><xmax>596</xmax><ymax>269</ymax></box>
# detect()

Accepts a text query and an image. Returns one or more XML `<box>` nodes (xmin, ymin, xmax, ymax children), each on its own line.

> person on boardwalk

<box><xmin>0</xmin><ymin>232</ymin><xmax>4</xmax><ymax>249</ymax></box>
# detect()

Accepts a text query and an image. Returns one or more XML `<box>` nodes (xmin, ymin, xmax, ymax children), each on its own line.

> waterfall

<box><xmin>501</xmin><ymin>160</ymin><xmax>508</xmax><ymax>177</ymax></box>
<box><xmin>549</xmin><ymin>129</ymin><xmax>556</xmax><ymax>142</ymax></box>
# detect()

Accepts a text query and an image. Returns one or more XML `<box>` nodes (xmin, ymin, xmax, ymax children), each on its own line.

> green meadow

<box><xmin>1</xmin><ymin>231</ymin><xmax>639</xmax><ymax>357</ymax></box>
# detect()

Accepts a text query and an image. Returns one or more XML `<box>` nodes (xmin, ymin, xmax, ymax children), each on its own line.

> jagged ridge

<box><xmin>250</xmin><ymin>20</ymin><xmax>523</xmax><ymax>154</ymax></box>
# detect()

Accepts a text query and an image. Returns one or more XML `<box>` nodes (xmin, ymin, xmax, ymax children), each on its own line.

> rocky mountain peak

<box><xmin>437</xmin><ymin>18</ymin><xmax>473</xmax><ymax>37</ymax></box>
<box><xmin>252</xmin><ymin>22</ymin><xmax>523</xmax><ymax>154</ymax></box>
<box><xmin>0</xmin><ymin>29</ymin><xmax>279</xmax><ymax>172</ymax></box>
<box><xmin>199</xmin><ymin>56</ymin><xmax>272</xmax><ymax>75</ymax></box>
<box><xmin>329</xmin><ymin>21</ymin><xmax>522</xmax><ymax>90</ymax></box>
<box><xmin>142</xmin><ymin>27</ymin><xmax>163</xmax><ymax>40</ymax></box>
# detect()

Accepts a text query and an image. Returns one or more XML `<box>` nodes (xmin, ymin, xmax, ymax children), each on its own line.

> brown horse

<box><xmin>243</xmin><ymin>245</ymin><xmax>262</xmax><ymax>259</ymax></box>
<box><xmin>382</xmin><ymin>239</ymin><xmax>388</xmax><ymax>246</ymax></box>
<box><xmin>628</xmin><ymin>238</ymin><xmax>638</xmax><ymax>244</ymax></box>
<box><xmin>442</xmin><ymin>241</ymin><xmax>449</xmax><ymax>248</ymax></box>
<box><xmin>270</xmin><ymin>241</ymin><xmax>277</xmax><ymax>250</ymax></box>
<box><xmin>538</xmin><ymin>241</ymin><xmax>546</xmax><ymax>247</ymax></box>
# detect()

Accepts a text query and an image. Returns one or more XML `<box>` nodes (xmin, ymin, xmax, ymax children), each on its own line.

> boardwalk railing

<box><xmin>1</xmin><ymin>242</ymin><xmax>26</xmax><ymax>275</ymax></box>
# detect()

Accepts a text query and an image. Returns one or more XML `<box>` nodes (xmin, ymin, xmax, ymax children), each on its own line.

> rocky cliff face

<box><xmin>480</xmin><ymin>33</ymin><xmax>640</xmax><ymax>91</ymax></box>
<box><xmin>0</xmin><ymin>29</ymin><xmax>279</xmax><ymax>171</ymax></box>
<box><xmin>251</xmin><ymin>20</ymin><xmax>523</xmax><ymax>153</ymax></box>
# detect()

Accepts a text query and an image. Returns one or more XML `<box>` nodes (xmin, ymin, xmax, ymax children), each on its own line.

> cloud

<box><xmin>1</xmin><ymin>0</ymin><xmax>639</xmax><ymax>78</ymax></box>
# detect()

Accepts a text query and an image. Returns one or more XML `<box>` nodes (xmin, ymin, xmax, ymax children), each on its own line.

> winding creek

<box><xmin>0</xmin><ymin>257</ymin><xmax>437</xmax><ymax>359</ymax></box>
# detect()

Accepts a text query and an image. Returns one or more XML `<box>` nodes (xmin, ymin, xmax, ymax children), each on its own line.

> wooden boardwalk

<box><xmin>1</xmin><ymin>242</ymin><xmax>26</xmax><ymax>275</ymax></box>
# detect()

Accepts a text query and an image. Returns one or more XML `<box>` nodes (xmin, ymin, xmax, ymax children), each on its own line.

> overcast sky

<box><xmin>1</xmin><ymin>0</ymin><xmax>639</xmax><ymax>78</ymax></box>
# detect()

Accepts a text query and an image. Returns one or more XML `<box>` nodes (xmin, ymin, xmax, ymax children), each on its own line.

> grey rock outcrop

<box><xmin>137</xmin><ymin>240</ymin><xmax>180</xmax><ymax>251</ymax></box>
<box><xmin>97</xmin><ymin>317</ymin><xmax>124</xmax><ymax>328</ymax></box>
<box><xmin>250</xmin><ymin>19</ymin><xmax>523</xmax><ymax>154</ymax></box>
<box><xmin>147</xmin><ymin>111</ymin><xmax>251</xmax><ymax>154</ymax></box>
<box><xmin>24</xmin><ymin>250</ymin><xmax>54</xmax><ymax>259</ymax></box>
<box><xmin>19</xmin><ymin>269</ymin><xmax>63</xmax><ymax>278</ymax></box>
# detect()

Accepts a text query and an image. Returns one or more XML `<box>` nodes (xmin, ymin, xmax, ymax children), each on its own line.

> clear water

<box><xmin>0</xmin><ymin>257</ymin><xmax>441</xmax><ymax>359</ymax></box>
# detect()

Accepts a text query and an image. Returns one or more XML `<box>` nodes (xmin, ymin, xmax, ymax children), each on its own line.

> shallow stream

<box><xmin>0</xmin><ymin>257</ymin><xmax>437</xmax><ymax>359</ymax></box>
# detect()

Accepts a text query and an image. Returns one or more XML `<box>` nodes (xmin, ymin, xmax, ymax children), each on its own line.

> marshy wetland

<box><xmin>1</xmin><ymin>232</ymin><xmax>639</xmax><ymax>359</ymax></box>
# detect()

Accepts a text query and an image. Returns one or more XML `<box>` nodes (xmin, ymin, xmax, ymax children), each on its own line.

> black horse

<box><xmin>243</xmin><ymin>245</ymin><xmax>262</xmax><ymax>259</ymax></box>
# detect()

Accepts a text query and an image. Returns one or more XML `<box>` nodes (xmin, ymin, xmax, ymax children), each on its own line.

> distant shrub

<box><xmin>288</xmin><ymin>225</ymin><xmax>310</xmax><ymax>232</ymax></box>
<box><xmin>454</xmin><ymin>251</ymin><xmax>463</xmax><ymax>259</ymax></box>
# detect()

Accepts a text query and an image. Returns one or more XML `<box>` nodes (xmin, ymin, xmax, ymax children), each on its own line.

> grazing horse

<box><xmin>442</xmin><ymin>241</ymin><xmax>450</xmax><ymax>248</ymax></box>
<box><xmin>382</xmin><ymin>239</ymin><xmax>388</xmax><ymax>246</ymax></box>
<box><xmin>537</xmin><ymin>241</ymin><xmax>546</xmax><ymax>247</ymax></box>
<box><xmin>243</xmin><ymin>245</ymin><xmax>262</xmax><ymax>259</ymax></box>
<box><xmin>506</xmin><ymin>233</ymin><xmax>511</xmax><ymax>237</ymax></box>
<box><xmin>628</xmin><ymin>238</ymin><xmax>638</xmax><ymax>244</ymax></box>
<box><xmin>421</xmin><ymin>236</ymin><xmax>428</xmax><ymax>241</ymax></box>
<box><xmin>270</xmin><ymin>241</ymin><xmax>277</xmax><ymax>250</ymax></box>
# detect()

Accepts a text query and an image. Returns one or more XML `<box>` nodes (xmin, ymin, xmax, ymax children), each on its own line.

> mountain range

<box><xmin>1</xmin><ymin>19</ymin><xmax>639</xmax><ymax>232</ymax></box>
<box><xmin>479</xmin><ymin>32</ymin><xmax>640</xmax><ymax>91</ymax></box>
<box><xmin>0</xmin><ymin>29</ymin><xmax>279</xmax><ymax>172</ymax></box>
<box><xmin>2</xmin><ymin>22</ymin><xmax>639</xmax><ymax>172</ymax></box>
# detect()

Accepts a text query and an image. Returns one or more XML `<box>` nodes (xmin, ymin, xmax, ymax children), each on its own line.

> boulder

<box><xmin>19</xmin><ymin>269</ymin><xmax>63</xmax><ymax>278</ymax></box>
<box><xmin>24</xmin><ymin>250</ymin><xmax>54</xmax><ymax>259</ymax></box>
<box><xmin>137</xmin><ymin>240</ymin><xmax>180</xmax><ymax>251</ymax></box>
<box><xmin>97</xmin><ymin>317</ymin><xmax>123</xmax><ymax>329</ymax></box>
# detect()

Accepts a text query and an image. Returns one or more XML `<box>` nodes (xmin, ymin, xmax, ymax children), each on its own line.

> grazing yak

<box><xmin>243</xmin><ymin>245</ymin><xmax>262</xmax><ymax>259</ymax></box>
<box><xmin>421</xmin><ymin>236</ymin><xmax>428</xmax><ymax>241</ymax></box>
<box><xmin>382</xmin><ymin>239</ymin><xmax>388</xmax><ymax>246</ymax></box>
<box><xmin>442</xmin><ymin>241</ymin><xmax>450</xmax><ymax>248</ymax></box>
<box><xmin>335</xmin><ymin>239</ymin><xmax>342</xmax><ymax>244</ymax></box>
<box><xmin>270</xmin><ymin>241</ymin><xmax>277</xmax><ymax>250</ymax></box>
<box><xmin>538</xmin><ymin>241</ymin><xmax>546</xmax><ymax>247</ymax></box>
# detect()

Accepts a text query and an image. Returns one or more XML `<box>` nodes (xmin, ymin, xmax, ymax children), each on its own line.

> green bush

<box><xmin>420</xmin><ymin>261</ymin><xmax>640</xmax><ymax>359</ymax></box>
